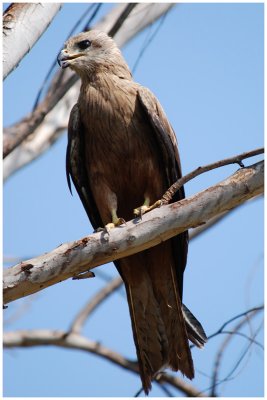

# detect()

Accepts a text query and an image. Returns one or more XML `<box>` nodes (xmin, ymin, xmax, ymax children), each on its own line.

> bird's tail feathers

<box><xmin>156</xmin><ymin>263</ymin><xmax>194</xmax><ymax>379</ymax></box>
<box><xmin>117</xmin><ymin>249</ymin><xmax>197</xmax><ymax>395</ymax></box>
<box><xmin>125</xmin><ymin>277</ymin><xmax>167</xmax><ymax>394</ymax></box>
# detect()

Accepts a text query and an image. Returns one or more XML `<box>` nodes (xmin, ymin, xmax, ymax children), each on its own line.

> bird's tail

<box><xmin>125</xmin><ymin>272</ymin><xmax>167</xmax><ymax>394</ymax></box>
<box><xmin>118</xmin><ymin>247</ymin><xmax>198</xmax><ymax>394</ymax></box>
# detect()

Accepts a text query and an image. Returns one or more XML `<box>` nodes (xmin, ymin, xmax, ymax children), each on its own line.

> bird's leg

<box><xmin>105</xmin><ymin>209</ymin><xmax>125</xmax><ymax>233</ymax></box>
<box><xmin>95</xmin><ymin>209</ymin><xmax>125</xmax><ymax>234</ymax></box>
<box><xmin>93</xmin><ymin>186</ymin><xmax>126</xmax><ymax>233</ymax></box>
<box><xmin>133</xmin><ymin>196</ymin><xmax>162</xmax><ymax>218</ymax></box>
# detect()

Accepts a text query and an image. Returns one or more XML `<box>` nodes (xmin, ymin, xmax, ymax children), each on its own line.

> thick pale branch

<box><xmin>3</xmin><ymin>3</ymin><xmax>61</xmax><ymax>80</ymax></box>
<box><xmin>189</xmin><ymin>194</ymin><xmax>262</xmax><ymax>240</ymax></box>
<box><xmin>3</xmin><ymin>160</ymin><xmax>263</xmax><ymax>304</ymax></box>
<box><xmin>3</xmin><ymin>329</ymin><xmax>203</xmax><ymax>396</ymax></box>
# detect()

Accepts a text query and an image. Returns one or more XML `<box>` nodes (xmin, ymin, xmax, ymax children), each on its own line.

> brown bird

<box><xmin>58</xmin><ymin>30</ymin><xmax>206</xmax><ymax>394</ymax></box>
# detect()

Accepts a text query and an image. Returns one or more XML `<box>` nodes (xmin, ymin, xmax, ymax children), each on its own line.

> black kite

<box><xmin>58</xmin><ymin>30</ymin><xmax>206</xmax><ymax>394</ymax></box>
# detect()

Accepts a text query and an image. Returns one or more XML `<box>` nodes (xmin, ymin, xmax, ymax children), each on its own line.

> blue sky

<box><xmin>3</xmin><ymin>3</ymin><xmax>264</xmax><ymax>397</ymax></box>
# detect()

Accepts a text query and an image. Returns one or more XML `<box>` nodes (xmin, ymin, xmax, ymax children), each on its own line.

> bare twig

<box><xmin>207</xmin><ymin>305</ymin><xmax>264</xmax><ymax>341</ymax></box>
<box><xmin>162</xmin><ymin>147</ymin><xmax>264</xmax><ymax>204</ymax></box>
<box><xmin>3</xmin><ymin>329</ymin><xmax>203</xmax><ymax>397</ymax></box>
<box><xmin>219</xmin><ymin>323</ymin><xmax>263</xmax><ymax>387</ymax></box>
<box><xmin>210</xmin><ymin>307</ymin><xmax>263</xmax><ymax>396</ymax></box>
<box><xmin>132</xmin><ymin>9</ymin><xmax>169</xmax><ymax>74</ymax></box>
<box><xmin>219</xmin><ymin>330</ymin><xmax>263</xmax><ymax>350</ymax></box>
<box><xmin>3</xmin><ymin>160</ymin><xmax>263</xmax><ymax>304</ymax></box>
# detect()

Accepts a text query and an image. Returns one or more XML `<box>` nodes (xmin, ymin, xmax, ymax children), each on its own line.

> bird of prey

<box><xmin>58</xmin><ymin>30</ymin><xmax>206</xmax><ymax>394</ymax></box>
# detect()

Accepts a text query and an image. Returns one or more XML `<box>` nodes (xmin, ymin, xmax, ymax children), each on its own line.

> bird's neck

<box><xmin>77</xmin><ymin>59</ymin><xmax>132</xmax><ymax>84</ymax></box>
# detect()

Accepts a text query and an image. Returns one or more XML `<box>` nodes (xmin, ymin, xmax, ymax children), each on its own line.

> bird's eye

<box><xmin>77</xmin><ymin>40</ymin><xmax>91</xmax><ymax>50</ymax></box>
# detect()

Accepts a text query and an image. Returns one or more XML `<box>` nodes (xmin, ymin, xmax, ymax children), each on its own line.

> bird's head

<box><xmin>57</xmin><ymin>30</ymin><xmax>131</xmax><ymax>80</ymax></box>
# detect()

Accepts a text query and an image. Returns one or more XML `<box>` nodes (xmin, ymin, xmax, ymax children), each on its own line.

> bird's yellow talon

<box><xmin>134</xmin><ymin>200</ymin><xmax>162</xmax><ymax>218</ymax></box>
<box><xmin>133</xmin><ymin>205</ymin><xmax>149</xmax><ymax>218</ymax></box>
<box><xmin>116</xmin><ymin>217</ymin><xmax>126</xmax><ymax>226</ymax></box>
<box><xmin>103</xmin><ymin>216</ymin><xmax>126</xmax><ymax>235</ymax></box>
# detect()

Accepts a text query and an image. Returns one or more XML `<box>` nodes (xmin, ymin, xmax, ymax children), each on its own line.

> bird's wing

<box><xmin>137</xmin><ymin>86</ymin><xmax>189</xmax><ymax>297</ymax></box>
<box><xmin>66</xmin><ymin>103</ymin><xmax>102</xmax><ymax>230</ymax></box>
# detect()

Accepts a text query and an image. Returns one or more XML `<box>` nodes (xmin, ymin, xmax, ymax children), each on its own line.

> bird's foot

<box><xmin>133</xmin><ymin>200</ymin><xmax>162</xmax><ymax>219</ymax></box>
<box><xmin>95</xmin><ymin>217</ymin><xmax>126</xmax><ymax>235</ymax></box>
<box><xmin>104</xmin><ymin>217</ymin><xmax>126</xmax><ymax>234</ymax></box>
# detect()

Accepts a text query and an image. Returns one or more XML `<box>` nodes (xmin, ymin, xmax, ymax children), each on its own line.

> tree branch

<box><xmin>189</xmin><ymin>195</ymin><xmax>263</xmax><ymax>241</ymax></box>
<box><xmin>3</xmin><ymin>329</ymin><xmax>203</xmax><ymax>397</ymax></box>
<box><xmin>162</xmin><ymin>147</ymin><xmax>264</xmax><ymax>204</ymax></box>
<box><xmin>3</xmin><ymin>3</ymin><xmax>61</xmax><ymax>80</ymax></box>
<box><xmin>3</xmin><ymin>160</ymin><xmax>263</xmax><ymax>304</ymax></box>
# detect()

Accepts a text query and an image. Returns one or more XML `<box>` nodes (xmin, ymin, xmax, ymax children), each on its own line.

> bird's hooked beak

<box><xmin>57</xmin><ymin>49</ymin><xmax>82</xmax><ymax>69</ymax></box>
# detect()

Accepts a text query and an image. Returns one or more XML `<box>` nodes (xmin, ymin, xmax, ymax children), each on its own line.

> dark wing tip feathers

<box><xmin>66</xmin><ymin>168</ymin><xmax>73</xmax><ymax>195</ymax></box>
<box><xmin>182</xmin><ymin>304</ymin><xmax>207</xmax><ymax>348</ymax></box>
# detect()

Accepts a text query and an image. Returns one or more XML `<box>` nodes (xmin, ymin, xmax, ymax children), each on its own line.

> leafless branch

<box><xmin>3</xmin><ymin>72</ymin><xmax>77</xmax><ymax>158</ymax></box>
<box><xmin>162</xmin><ymin>147</ymin><xmax>264</xmax><ymax>204</ymax></box>
<box><xmin>189</xmin><ymin>194</ymin><xmax>262</xmax><ymax>241</ymax></box>
<box><xmin>210</xmin><ymin>306</ymin><xmax>263</xmax><ymax>396</ymax></box>
<box><xmin>3</xmin><ymin>329</ymin><xmax>203</xmax><ymax>397</ymax></box>
<box><xmin>4</xmin><ymin>194</ymin><xmax>262</xmax><ymax>272</ymax></box>
<box><xmin>218</xmin><ymin>330</ymin><xmax>263</xmax><ymax>350</ymax></box>
<box><xmin>207</xmin><ymin>305</ymin><xmax>264</xmax><ymax>340</ymax></box>
<box><xmin>3</xmin><ymin>160</ymin><xmax>263</xmax><ymax>305</ymax></box>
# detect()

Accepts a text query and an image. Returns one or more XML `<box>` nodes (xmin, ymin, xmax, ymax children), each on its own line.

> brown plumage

<box><xmin>58</xmin><ymin>30</ymin><xmax>206</xmax><ymax>394</ymax></box>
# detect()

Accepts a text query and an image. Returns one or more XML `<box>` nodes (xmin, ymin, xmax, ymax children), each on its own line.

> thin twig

<box><xmin>210</xmin><ymin>307</ymin><xmax>263</xmax><ymax>396</ymax></box>
<box><xmin>219</xmin><ymin>330</ymin><xmax>263</xmax><ymax>350</ymax></box>
<box><xmin>218</xmin><ymin>322</ymin><xmax>263</xmax><ymax>386</ymax></box>
<box><xmin>162</xmin><ymin>147</ymin><xmax>264</xmax><ymax>204</ymax></box>
<box><xmin>207</xmin><ymin>305</ymin><xmax>264</xmax><ymax>341</ymax></box>
<box><xmin>132</xmin><ymin>10</ymin><xmax>169</xmax><ymax>74</ymax></box>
